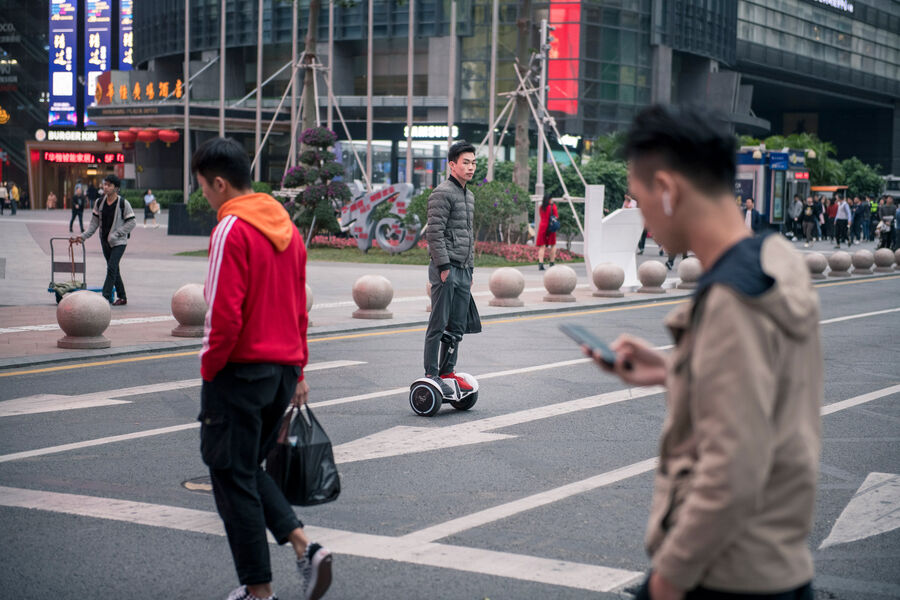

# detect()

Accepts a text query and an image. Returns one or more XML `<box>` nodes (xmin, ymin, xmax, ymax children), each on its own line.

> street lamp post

<box><xmin>254</xmin><ymin>0</ymin><xmax>263</xmax><ymax>180</ymax></box>
<box><xmin>405</xmin><ymin>0</ymin><xmax>415</xmax><ymax>185</ymax></box>
<box><xmin>487</xmin><ymin>0</ymin><xmax>499</xmax><ymax>180</ymax></box>
<box><xmin>447</xmin><ymin>0</ymin><xmax>456</xmax><ymax>152</ymax></box>
<box><xmin>366</xmin><ymin>0</ymin><xmax>373</xmax><ymax>189</ymax></box>
<box><xmin>183</xmin><ymin>0</ymin><xmax>191</xmax><ymax>203</ymax></box>
<box><xmin>219</xmin><ymin>0</ymin><xmax>226</xmax><ymax>137</ymax></box>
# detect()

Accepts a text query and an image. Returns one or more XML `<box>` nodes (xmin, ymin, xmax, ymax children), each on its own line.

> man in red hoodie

<box><xmin>192</xmin><ymin>138</ymin><xmax>332</xmax><ymax>600</ymax></box>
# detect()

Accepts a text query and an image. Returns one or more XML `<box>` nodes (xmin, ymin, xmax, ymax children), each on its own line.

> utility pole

<box><xmin>487</xmin><ymin>0</ymin><xmax>499</xmax><ymax>180</ymax></box>
<box><xmin>513</xmin><ymin>0</ymin><xmax>532</xmax><ymax>189</ymax></box>
<box><xmin>183</xmin><ymin>0</ymin><xmax>191</xmax><ymax>202</ymax></box>
<box><xmin>219</xmin><ymin>0</ymin><xmax>226</xmax><ymax>137</ymax></box>
<box><xmin>535</xmin><ymin>19</ymin><xmax>548</xmax><ymax>199</ymax></box>
<box><xmin>254</xmin><ymin>0</ymin><xmax>263</xmax><ymax>180</ymax></box>
<box><xmin>366</xmin><ymin>0</ymin><xmax>373</xmax><ymax>189</ymax></box>
<box><xmin>405</xmin><ymin>0</ymin><xmax>415</xmax><ymax>185</ymax></box>
<box><xmin>327</xmin><ymin>0</ymin><xmax>334</xmax><ymax>131</ymax></box>
<box><xmin>289</xmin><ymin>0</ymin><xmax>298</xmax><ymax>168</ymax></box>
<box><xmin>447</xmin><ymin>0</ymin><xmax>457</xmax><ymax>152</ymax></box>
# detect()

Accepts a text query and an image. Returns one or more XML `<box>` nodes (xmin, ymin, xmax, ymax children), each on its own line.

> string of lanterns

<box><xmin>96</xmin><ymin>129</ymin><xmax>181</xmax><ymax>148</ymax></box>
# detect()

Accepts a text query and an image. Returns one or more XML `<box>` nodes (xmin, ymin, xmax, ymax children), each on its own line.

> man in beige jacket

<box><xmin>590</xmin><ymin>105</ymin><xmax>822</xmax><ymax>600</ymax></box>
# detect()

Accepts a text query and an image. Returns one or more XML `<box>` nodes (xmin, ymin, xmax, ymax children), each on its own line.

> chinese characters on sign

<box><xmin>43</xmin><ymin>151</ymin><xmax>125</xmax><ymax>164</ymax></box>
<box><xmin>119</xmin><ymin>0</ymin><xmax>133</xmax><ymax>70</ymax></box>
<box><xmin>84</xmin><ymin>0</ymin><xmax>112</xmax><ymax>126</ymax></box>
<box><xmin>49</xmin><ymin>0</ymin><xmax>78</xmax><ymax>127</ymax></box>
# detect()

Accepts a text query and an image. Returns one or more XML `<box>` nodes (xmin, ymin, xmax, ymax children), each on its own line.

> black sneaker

<box><xmin>538</xmin><ymin>263</ymin><xmax>545</xmax><ymax>271</ymax></box>
<box><xmin>427</xmin><ymin>374</ymin><xmax>455</xmax><ymax>397</ymax></box>
<box><xmin>298</xmin><ymin>543</ymin><xmax>333</xmax><ymax>600</ymax></box>
<box><xmin>226</xmin><ymin>586</ymin><xmax>277</xmax><ymax>600</ymax></box>
<box><xmin>665</xmin><ymin>260</ymin><xmax>674</xmax><ymax>270</ymax></box>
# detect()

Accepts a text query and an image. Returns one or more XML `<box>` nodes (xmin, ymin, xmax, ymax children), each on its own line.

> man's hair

<box><xmin>191</xmin><ymin>137</ymin><xmax>252</xmax><ymax>190</ymax></box>
<box><xmin>103</xmin><ymin>174</ymin><xmax>121</xmax><ymax>188</ymax></box>
<box><xmin>625</xmin><ymin>104</ymin><xmax>736</xmax><ymax>195</ymax></box>
<box><xmin>448</xmin><ymin>140</ymin><xmax>476</xmax><ymax>163</ymax></box>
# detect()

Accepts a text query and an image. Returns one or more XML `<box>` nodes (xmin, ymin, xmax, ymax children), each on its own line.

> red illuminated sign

<box><xmin>547</xmin><ymin>2</ymin><xmax>581</xmax><ymax>115</ymax></box>
<box><xmin>43</xmin><ymin>151</ymin><xmax>125</xmax><ymax>164</ymax></box>
<box><xmin>795</xmin><ymin>172</ymin><xmax>809</xmax><ymax>180</ymax></box>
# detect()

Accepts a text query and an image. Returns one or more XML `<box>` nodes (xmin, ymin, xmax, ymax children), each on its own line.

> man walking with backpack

<box><xmin>73</xmin><ymin>174</ymin><xmax>134</xmax><ymax>305</ymax></box>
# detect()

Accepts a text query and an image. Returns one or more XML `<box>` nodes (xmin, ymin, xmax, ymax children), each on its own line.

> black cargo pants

<box><xmin>424</xmin><ymin>262</ymin><xmax>472</xmax><ymax>376</ymax></box>
<box><xmin>199</xmin><ymin>363</ymin><xmax>304</xmax><ymax>586</ymax></box>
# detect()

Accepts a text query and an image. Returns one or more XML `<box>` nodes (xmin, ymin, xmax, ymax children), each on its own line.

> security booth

<box><xmin>737</xmin><ymin>148</ymin><xmax>810</xmax><ymax>231</ymax></box>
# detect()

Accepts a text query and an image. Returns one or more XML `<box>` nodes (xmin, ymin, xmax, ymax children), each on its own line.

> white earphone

<box><xmin>662</xmin><ymin>191</ymin><xmax>673</xmax><ymax>216</ymax></box>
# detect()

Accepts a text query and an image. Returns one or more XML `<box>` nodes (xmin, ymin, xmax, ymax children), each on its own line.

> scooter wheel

<box><xmin>410</xmin><ymin>382</ymin><xmax>442</xmax><ymax>417</ymax></box>
<box><xmin>450</xmin><ymin>391</ymin><xmax>478</xmax><ymax>411</ymax></box>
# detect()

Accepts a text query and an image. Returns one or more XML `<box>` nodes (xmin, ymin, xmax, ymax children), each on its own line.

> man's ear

<box><xmin>652</xmin><ymin>170</ymin><xmax>678</xmax><ymax>211</ymax></box>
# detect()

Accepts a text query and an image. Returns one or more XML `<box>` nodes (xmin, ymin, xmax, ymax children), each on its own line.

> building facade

<box><xmin>1</xmin><ymin>0</ymin><xmax>899</xmax><ymax>203</ymax></box>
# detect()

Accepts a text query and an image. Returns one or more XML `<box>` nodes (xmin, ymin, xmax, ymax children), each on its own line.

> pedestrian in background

<box><xmin>591</xmin><ymin>104</ymin><xmax>821</xmax><ymax>600</ymax></box>
<box><xmin>788</xmin><ymin>194</ymin><xmax>803</xmax><ymax>239</ymax></box>
<box><xmin>69</xmin><ymin>188</ymin><xmax>85</xmax><ymax>233</ymax></box>
<box><xmin>9</xmin><ymin>182</ymin><xmax>18</xmax><ymax>215</ymax></box>
<box><xmin>143</xmin><ymin>188</ymin><xmax>159</xmax><ymax>228</ymax></box>
<box><xmin>743</xmin><ymin>198</ymin><xmax>764</xmax><ymax>235</ymax></box>
<box><xmin>537</xmin><ymin>193</ymin><xmax>559</xmax><ymax>270</ymax></box>
<box><xmin>46</xmin><ymin>190</ymin><xmax>58</xmax><ymax>210</ymax></box>
<box><xmin>73</xmin><ymin>174</ymin><xmax>134</xmax><ymax>306</ymax></box>
<box><xmin>192</xmin><ymin>137</ymin><xmax>332</xmax><ymax>600</ymax></box>
<box><xmin>801</xmin><ymin>197</ymin><xmax>817</xmax><ymax>248</ymax></box>
<box><xmin>0</xmin><ymin>181</ymin><xmax>8</xmax><ymax>215</ymax></box>
<box><xmin>833</xmin><ymin>195</ymin><xmax>851</xmax><ymax>249</ymax></box>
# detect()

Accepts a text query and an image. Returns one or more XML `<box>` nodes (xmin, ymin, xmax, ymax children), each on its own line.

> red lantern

<box><xmin>158</xmin><ymin>129</ymin><xmax>180</xmax><ymax>147</ymax></box>
<box><xmin>137</xmin><ymin>129</ymin><xmax>158</xmax><ymax>147</ymax></box>
<box><xmin>129</xmin><ymin>126</ymin><xmax>141</xmax><ymax>133</ymax></box>
<box><xmin>117</xmin><ymin>130</ymin><xmax>137</xmax><ymax>144</ymax></box>
<box><xmin>97</xmin><ymin>130</ymin><xmax>116</xmax><ymax>143</ymax></box>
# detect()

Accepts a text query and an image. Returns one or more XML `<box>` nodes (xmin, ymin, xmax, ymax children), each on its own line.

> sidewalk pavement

<box><xmin>1</xmin><ymin>210</ymin><xmax>893</xmax><ymax>370</ymax></box>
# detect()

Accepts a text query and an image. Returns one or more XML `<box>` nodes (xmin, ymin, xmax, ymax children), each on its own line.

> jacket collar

<box><xmin>448</xmin><ymin>175</ymin><xmax>465</xmax><ymax>190</ymax></box>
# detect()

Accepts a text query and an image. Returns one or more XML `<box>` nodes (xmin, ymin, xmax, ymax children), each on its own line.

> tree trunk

<box><xmin>301</xmin><ymin>0</ymin><xmax>321</xmax><ymax>139</ymax></box>
<box><xmin>513</xmin><ymin>0</ymin><xmax>532</xmax><ymax>190</ymax></box>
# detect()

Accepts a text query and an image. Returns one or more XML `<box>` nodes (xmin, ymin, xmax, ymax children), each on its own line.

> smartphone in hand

<box><xmin>559</xmin><ymin>323</ymin><xmax>617</xmax><ymax>367</ymax></box>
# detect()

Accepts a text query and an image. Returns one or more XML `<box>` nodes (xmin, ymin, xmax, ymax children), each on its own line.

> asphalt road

<box><xmin>1</xmin><ymin>275</ymin><xmax>899</xmax><ymax>600</ymax></box>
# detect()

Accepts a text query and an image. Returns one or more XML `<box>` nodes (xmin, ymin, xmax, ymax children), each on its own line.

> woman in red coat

<box><xmin>537</xmin><ymin>194</ymin><xmax>558</xmax><ymax>270</ymax></box>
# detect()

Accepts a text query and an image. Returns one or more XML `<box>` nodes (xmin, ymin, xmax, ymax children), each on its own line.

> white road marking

<box><xmin>819</xmin><ymin>472</ymin><xmax>900</xmax><ymax>549</ymax></box>
<box><xmin>0</xmin><ymin>360</ymin><xmax>366</xmax><ymax>418</ymax></box>
<box><xmin>333</xmin><ymin>386</ymin><xmax>665</xmax><ymax>464</ymax></box>
<box><xmin>0</xmin><ymin>486</ymin><xmax>643</xmax><ymax>593</ymax></box>
<box><xmin>0</xmin><ymin>423</ymin><xmax>200</xmax><ymax>464</ymax></box>
<box><xmin>400</xmin><ymin>384</ymin><xmax>900</xmax><ymax>542</ymax></box>
<box><xmin>819</xmin><ymin>307</ymin><xmax>900</xmax><ymax>325</ymax></box>
<box><xmin>0</xmin><ymin>315</ymin><xmax>176</xmax><ymax>334</ymax></box>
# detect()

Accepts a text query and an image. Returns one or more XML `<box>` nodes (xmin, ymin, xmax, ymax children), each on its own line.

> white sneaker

<box><xmin>804</xmin><ymin>243</ymin><xmax>809</xmax><ymax>248</ymax></box>
<box><xmin>298</xmin><ymin>543</ymin><xmax>332</xmax><ymax>600</ymax></box>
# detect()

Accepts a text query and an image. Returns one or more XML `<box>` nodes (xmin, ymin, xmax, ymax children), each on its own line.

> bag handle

<box><xmin>276</xmin><ymin>405</ymin><xmax>298</xmax><ymax>444</ymax></box>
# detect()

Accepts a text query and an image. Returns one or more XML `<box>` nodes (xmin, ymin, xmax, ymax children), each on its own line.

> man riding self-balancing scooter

<box><xmin>409</xmin><ymin>141</ymin><xmax>482</xmax><ymax>416</ymax></box>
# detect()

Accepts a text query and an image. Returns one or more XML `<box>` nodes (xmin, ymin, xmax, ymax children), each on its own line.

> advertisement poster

<box><xmin>84</xmin><ymin>0</ymin><xmax>112</xmax><ymax>126</ymax></box>
<box><xmin>119</xmin><ymin>0</ymin><xmax>133</xmax><ymax>70</ymax></box>
<box><xmin>735</xmin><ymin>177</ymin><xmax>754</xmax><ymax>206</ymax></box>
<box><xmin>49</xmin><ymin>0</ymin><xmax>78</xmax><ymax>127</ymax></box>
<box><xmin>547</xmin><ymin>1</ymin><xmax>580</xmax><ymax>115</ymax></box>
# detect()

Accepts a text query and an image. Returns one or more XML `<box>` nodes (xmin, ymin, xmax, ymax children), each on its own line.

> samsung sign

<box><xmin>808</xmin><ymin>0</ymin><xmax>854</xmax><ymax>13</ymax></box>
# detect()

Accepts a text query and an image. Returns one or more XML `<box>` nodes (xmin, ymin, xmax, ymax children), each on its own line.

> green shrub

<box><xmin>186</xmin><ymin>181</ymin><xmax>273</xmax><ymax>218</ymax></box>
<box><xmin>122</xmin><ymin>189</ymin><xmax>183</xmax><ymax>209</ymax></box>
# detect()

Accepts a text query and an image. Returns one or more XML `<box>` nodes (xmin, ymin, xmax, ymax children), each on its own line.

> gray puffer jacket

<box><xmin>426</xmin><ymin>178</ymin><xmax>475</xmax><ymax>268</ymax></box>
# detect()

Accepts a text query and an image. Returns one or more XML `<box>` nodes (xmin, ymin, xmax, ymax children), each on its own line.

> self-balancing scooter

<box><xmin>409</xmin><ymin>332</ymin><xmax>479</xmax><ymax>417</ymax></box>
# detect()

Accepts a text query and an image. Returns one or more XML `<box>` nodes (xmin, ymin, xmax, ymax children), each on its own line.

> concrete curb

<box><xmin>1</xmin><ymin>271</ymin><xmax>897</xmax><ymax>372</ymax></box>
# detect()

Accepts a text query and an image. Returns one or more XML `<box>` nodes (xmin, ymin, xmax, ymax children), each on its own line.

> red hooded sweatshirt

<box><xmin>200</xmin><ymin>192</ymin><xmax>308</xmax><ymax>382</ymax></box>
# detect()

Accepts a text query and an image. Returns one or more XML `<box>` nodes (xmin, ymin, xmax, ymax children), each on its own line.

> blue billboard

<box><xmin>119</xmin><ymin>0</ymin><xmax>133</xmax><ymax>70</ymax></box>
<box><xmin>84</xmin><ymin>0</ymin><xmax>112</xmax><ymax>126</ymax></box>
<box><xmin>49</xmin><ymin>0</ymin><xmax>78</xmax><ymax>127</ymax></box>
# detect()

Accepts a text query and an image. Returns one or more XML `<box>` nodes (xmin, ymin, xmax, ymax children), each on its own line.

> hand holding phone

<box><xmin>559</xmin><ymin>323</ymin><xmax>617</xmax><ymax>367</ymax></box>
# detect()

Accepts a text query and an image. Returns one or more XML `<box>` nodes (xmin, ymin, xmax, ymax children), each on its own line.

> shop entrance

<box><xmin>26</xmin><ymin>143</ymin><xmax>126</xmax><ymax>209</ymax></box>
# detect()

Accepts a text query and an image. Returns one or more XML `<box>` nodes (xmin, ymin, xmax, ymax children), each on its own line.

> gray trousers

<box><xmin>424</xmin><ymin>263</ymin><xmax>472</xmax><ymax>376</ymax></box>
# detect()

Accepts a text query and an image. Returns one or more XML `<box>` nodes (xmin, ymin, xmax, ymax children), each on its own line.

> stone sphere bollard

<box><xmin>306</xmin><ymin>283</ymin><xmax>313</xmax><ymax>313</ymax></box>
<box><xmin>352</xmin><ymin>274</ymin><xmax>393</xmax><ymax>319</ymax></box>
<box><xmin>677</xmin><ymin>257</ymin><xmax>702</xmax><ymax>290</ymax></box>
<box><xmin>426</xmin><ymin>282</ymin><xmax>432</xmax><ymax>312</ymax></box>
<box><xmin>873</xmin><ymin>248</ymin><xmax>895</xmax><ymax>273</ymax></box>
<box><xmin>592</xmin><ymin>263</ymin><xmax>624</xmax><ymax>298</ymax></box>
<box><xmin>637</xmin><ymin>261</ymin><xmax>667</xmax><ymax>293</ymax></box>
<box><xmin>171</xmin><ymin>283</ymin><xmax>208</xmax><ymax>337</ymax></box>
<box><xmin>827</xmin><ymin>251</ymin><xmax>851</xmax><ymax>277</ymax></box>
<box><xmin>543</xmin><ymin>264</ymin><xmax>578</xmax><ymax>302</ymax></box>
<box><xmin>805</xmin><ymin>253</ymin><xmax>828</xmax><ymax>280</ymax></box>
<box><xmin>489</xmin><ymin>267</ymin><xmax>525</xmax><ymax>307</ymax></box>
<box><xmin>895</xmin><ymin>248</ymin><xmax>900</xmax><ymax>270</ymax></box>
<box><xmin>57</xmin><ymin>290</ymin><xmax>112</xmax><ymax>349</ymax></box>
<box><xmin>850</xmin><ymin>249</ymin><xmax>874</xmax><ymax>275</ymax></box>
